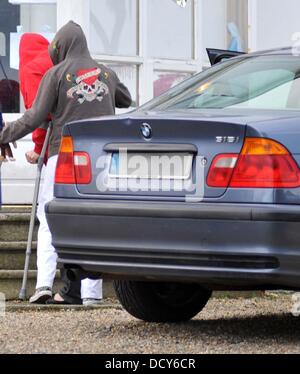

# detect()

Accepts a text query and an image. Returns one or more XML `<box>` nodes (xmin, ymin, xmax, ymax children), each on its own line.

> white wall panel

<box><xmin>256</xmin><ymin>0</ymin><xmax>300</xmax><ymax>50</ymax></box>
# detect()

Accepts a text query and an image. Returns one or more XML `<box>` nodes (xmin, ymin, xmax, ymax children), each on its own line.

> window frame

<box><xmin>89</xmin><ymin>0</ymin><xmax>202</xmax><ymax>106</ymax></box>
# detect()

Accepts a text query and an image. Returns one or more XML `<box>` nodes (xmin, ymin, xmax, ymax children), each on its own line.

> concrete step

<box><xmin>0</xmin><ymin>211</ymin><xmax>38</xmax><ymax>242</ymax></box>
<box><xmin>0</xmin><ymin>270</ymin><xmax>62</xmax><ymax>300</ymax></box>
<box><xmin>0</xmin><ymin>206</ymin><xmax>32</xmax><ymax>213</ymax></box>
<box><xmin>0</xmin><ymin>208</ymin><xmax>38</xmax><ymax>271</ymax></box>
<box><xmin>0</xmin><ymin>270</ymin><xmax>115</xmax><ymax>301</ymax></box>
<box><xmin>0</xmin><ymin>241</ymin><xmax>37</xmax><ymax>270</ymax></box>
<box><xmin>0</xmin><ymin>207</ymin><xmax>115</xmax><ymax>301</ymax></box>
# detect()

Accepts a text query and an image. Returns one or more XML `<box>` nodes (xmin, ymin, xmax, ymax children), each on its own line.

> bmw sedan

<box><xmin>46</xmin><ymin>47</ymin><xmax>300</xmax><ymax>322</ymax></box>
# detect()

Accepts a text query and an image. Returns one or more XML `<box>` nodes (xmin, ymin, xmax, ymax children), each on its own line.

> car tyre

<box><xmin>113</xmin><ymin>280</ymin><xmax>212</xmax><ymax>323</ymax></box>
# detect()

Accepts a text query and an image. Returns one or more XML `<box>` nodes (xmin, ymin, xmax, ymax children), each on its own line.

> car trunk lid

<box><xmin>67</xmin><ymin>111</ymin><xmax>247</xmax><ymax>200</ymax></box>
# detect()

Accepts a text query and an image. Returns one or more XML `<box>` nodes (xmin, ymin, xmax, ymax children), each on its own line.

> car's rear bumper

<box><xmin>46</xmin><ymin>199</ymin><xmax>300</xmax><ymax>290</ymax></box>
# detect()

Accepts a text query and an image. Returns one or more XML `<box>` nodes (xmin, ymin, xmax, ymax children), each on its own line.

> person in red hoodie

<box><xmin>19</xmin><ymin>33</ymin><xmax>52</xmax><ymax>164</ymax></box>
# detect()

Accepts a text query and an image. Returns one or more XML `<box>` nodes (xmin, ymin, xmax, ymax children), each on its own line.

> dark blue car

<box><xmin>46</xmin><ymin>47</ymin><xmax>300</xmax><ymax>322</ymax></box>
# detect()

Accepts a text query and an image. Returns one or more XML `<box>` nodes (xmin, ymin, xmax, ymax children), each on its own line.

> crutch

<box><xmin>19</xmin><ymin>122</ymin><xmax>53</xmax><ymax>301</ymax></box>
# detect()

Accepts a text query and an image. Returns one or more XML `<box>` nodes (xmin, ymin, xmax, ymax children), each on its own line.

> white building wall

<box><xmin>255</xmin><ymin>0</ymin><xmax>300</xmax><ymax>50</ymax></box>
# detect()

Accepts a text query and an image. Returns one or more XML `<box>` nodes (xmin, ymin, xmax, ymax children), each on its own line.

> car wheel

<box><xmin>113</xmin><ymin>280</ymin><xmax>212</xmax><ymax>323</ymax></box>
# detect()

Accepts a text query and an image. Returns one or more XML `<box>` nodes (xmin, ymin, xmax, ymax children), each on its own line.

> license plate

<box><xmin>109</xmin><ymin>152</ymin><xmax>193</xmax><ymax>180</ymax></box>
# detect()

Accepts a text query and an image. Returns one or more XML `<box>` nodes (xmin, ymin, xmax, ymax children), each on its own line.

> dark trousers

<box><xmin>59</xmin><ymin>269</ymin><xmax>82</xmax><ymax>304</ymax></box>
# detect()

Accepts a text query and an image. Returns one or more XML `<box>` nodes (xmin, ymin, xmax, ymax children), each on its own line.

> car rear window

<box><xmin>145</xmin><ymin>55</ymin><xmax>300</xmax><ymax>111</ymax></box>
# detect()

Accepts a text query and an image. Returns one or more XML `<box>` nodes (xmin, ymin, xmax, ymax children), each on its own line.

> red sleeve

<box><xmin>32</xmin><ymin>128</ymin><xmax>47</xmax><ymax>155</ymax></box>
<box><xmin>22</xmin><ymin>68</ymin><xmax>51</xmax><ymax>156</ymax></box>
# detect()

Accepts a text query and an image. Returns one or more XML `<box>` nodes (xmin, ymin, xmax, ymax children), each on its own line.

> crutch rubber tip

<box><xmin>18</xmin><ymin>289</ymin><xmax>27</xmax><ymax>301</ymax></box>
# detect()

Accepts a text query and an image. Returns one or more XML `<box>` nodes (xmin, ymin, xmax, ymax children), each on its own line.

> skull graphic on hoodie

<box><xmin>67</xmin><ymin>68</ymin><xmax>109</xmax><ymax>104</ymax></box>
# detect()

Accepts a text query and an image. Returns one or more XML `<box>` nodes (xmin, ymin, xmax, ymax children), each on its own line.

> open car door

<box><xmin>206</xmin><ymin>48</ymin><xmax>246</xmax><ymax>66</ymax></box>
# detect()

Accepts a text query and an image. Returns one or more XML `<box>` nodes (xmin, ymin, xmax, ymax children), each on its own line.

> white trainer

<box><xmin>29</xmin><ymin>287</ymin><xmax>52</xmax><ymax>304</ymax></box>
<box><xmin>82</xmin><ymin>298</ymin><xmax>103</xmax><ymax>306</ymax></box>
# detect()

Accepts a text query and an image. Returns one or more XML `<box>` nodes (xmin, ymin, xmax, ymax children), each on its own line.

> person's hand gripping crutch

<box><xmin>0</xmin><ymin>112</ymin><xmax>17</xmax><ymax>163</ymax></box>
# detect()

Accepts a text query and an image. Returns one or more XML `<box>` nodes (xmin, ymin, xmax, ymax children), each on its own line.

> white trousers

<box><xmin>36</xmin><ymin>155</ymin><xmax>103</xmax><ymax>299</ymax></box>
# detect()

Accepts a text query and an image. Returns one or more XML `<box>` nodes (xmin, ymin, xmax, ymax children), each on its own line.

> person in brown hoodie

<box><xmin>0</xmin><ymin>21</ymin><xmax>132</xmax><ymax>304</ymax></box>
<box><xmin>0</xmin><ymin>20</ymin><xmax>131</xmax><ymax>155</ymax></box>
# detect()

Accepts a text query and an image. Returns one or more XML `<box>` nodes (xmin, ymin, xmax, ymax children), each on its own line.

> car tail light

<box><xmin>207</xmin><ymin>138</ymin><xmax>300</xmax><ymax>188</ymax></box>
<box><xmin>207</xmin><ymin>154</ymin><xmax>239</xmax><ymax>187</ymax></box>
<box><xmin>55</xmin><ymin>136</ymin><xmax>92</xmax><ymax>185</ymax></box>
<box><xmin>74</xmin><ymin>152</ymin><xmax>92</xmax><ymax>184</ymax></box>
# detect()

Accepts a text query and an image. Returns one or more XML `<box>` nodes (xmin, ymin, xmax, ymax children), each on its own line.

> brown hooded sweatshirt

<box><xmin>0</xmin><ymin>21</ymin><xmax>132</xmax><ymax>157</ymax></box>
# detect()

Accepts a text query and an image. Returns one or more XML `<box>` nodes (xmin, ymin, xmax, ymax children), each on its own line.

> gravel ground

<box><xmin>1</xmin><ymin>294</ymin><xmax>300</xmax><ymax>354</ymax></box>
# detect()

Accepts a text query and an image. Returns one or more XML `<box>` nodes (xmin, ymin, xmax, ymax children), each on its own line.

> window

<box><xmin>201</xmin><ymin>0</ymin><xmax>248</xmax><ymax>65</ymax></box>
<box><xmin>142</xmin><ymin>56</ymin><xmax>300</xmax><ymax>111</ymax></box>
<box><xmin>147</xmin><ymin>0</ymin><xmax>194</xmax><ymax>60</ymax></box>
<box><xmin>154</xmin><ymin>71</ymin><xmax>191</xmax><ymax>97</ymax></box>
<box><xmin>0</xmin><ymin>0</ymin><xmax>56</xmax><ymax>113</ymax></box>
<box><xmin>106</xmin><ymin>63</ymin><xmax>138</xmax><ymax>109</ymax></box>
<box><xmin>1</xmin><ymin>0</ymin><xmax>200</xmax><ymax>114</ymax></box>
<box><xmin>90</xmin><ymin>0</ymin><xmax>138</xmax><ymax>56</ymax></box>
<box><xmin>89</xmin><ymin>0</ymin><xmax>199</xmax><ymax>107</ymax></box>
<box><xmin>227</xmin><ymin>0</ymin><xmax>248</xmax><ymax>52</ymax></box>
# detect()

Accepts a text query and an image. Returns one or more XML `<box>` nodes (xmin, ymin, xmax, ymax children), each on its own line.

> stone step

<box><xmin>0</xmin><ymin>270</ymin><xmax>115</xmax><ymax>301</ymax></box>
<box><xmin>0</xmin><ymin>241</ymin><xmax>37</xmax><ymax>270</ymax></box>
<box><xmin>0</xmin><ymin>208</ymin><xmax>115</xmax><ymax>301</ymax></box>
<box><xmin>0</xmin><ymin>212</ymin><xmax>38</xmax><ymax>242</ymax></box>
<box><xmin>0</xmin><ymin>270</ymin><xmax>62</xmax><ymax>301</ymax></box>
<box><xmin>0</xmin><ymin>208</ymin><xmax>38</xmax><ymax>270</ymax></box>
<box><xmin>0</xmin><ymin>206</ymin><xmax>32</xmax><ymax>213</ymax></box>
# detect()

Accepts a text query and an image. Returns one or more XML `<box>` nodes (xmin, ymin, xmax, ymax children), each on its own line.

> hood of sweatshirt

<box><xmin>49</xmin><ymin>21</ymin><xmax>90</xmax><ymax>65</ymax></box>
<box><xmin>19</xmin><ymin>33</ymin><xmax>50</xmax><ymax>68</ymax></box>
<box><xmin>19</xmin><ymin>33</ymin><xmax>53</xmax><ymax>110</ymax></box>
